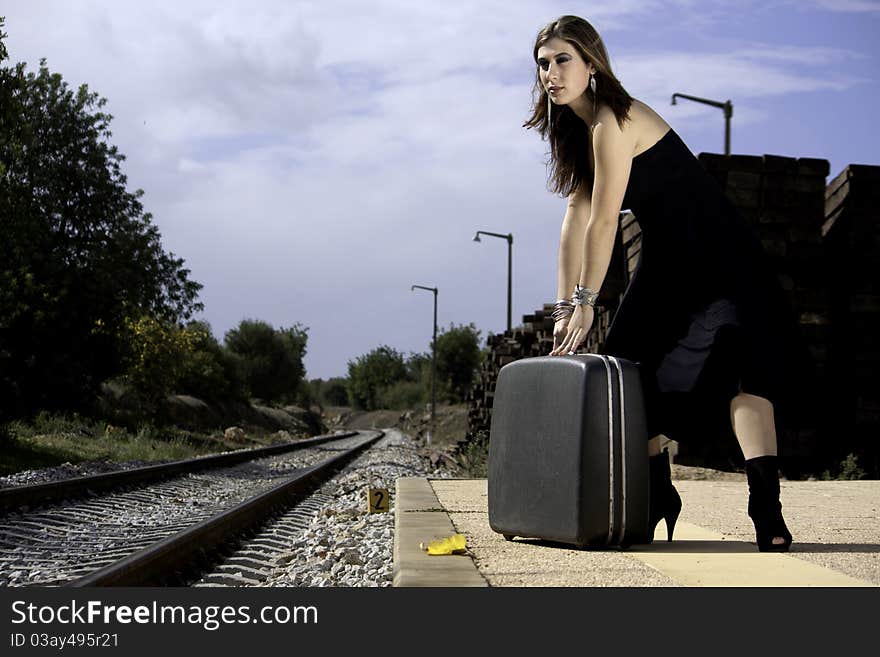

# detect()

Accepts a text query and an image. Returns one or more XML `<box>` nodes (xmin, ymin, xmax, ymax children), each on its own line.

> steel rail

<box><xmin>65</xmin><ymin>430</ymin><xmax>384</xmax><ymax>587</ymax></box>
<box><xmin>0</xmin><ymin>431</ymin><xmax>359</xmax><ymax>513</ymax></box>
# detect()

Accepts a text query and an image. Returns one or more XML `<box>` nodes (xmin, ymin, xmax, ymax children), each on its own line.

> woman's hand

<box><xmin>551</xmin><ymin>317</ymin><xmax>570</xmax><ymax>355</ymax></box>
<box><xmin>550</xmin><ymin>304</ymin><xmax>595</xmax><ymax>355</ymax></box>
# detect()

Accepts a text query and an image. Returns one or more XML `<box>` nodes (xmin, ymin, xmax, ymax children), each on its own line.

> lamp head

<box><xmin>671</xmin><ymin>95</ymin><xmax>677</xmax><ymax>105</ymax></box>
<box><xmin>473</xmin><ymin>233</ymin><xmax>481</xmax><ymax>242</ymax></box>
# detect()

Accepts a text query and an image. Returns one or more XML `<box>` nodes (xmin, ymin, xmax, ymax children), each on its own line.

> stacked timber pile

<box><xmin>698</xmin><ymin>152</ymin><xmax>831</xmax><ymax>329</ymax></box>
<box><xmin>822</xmin><ymin>164</ymin><xmax>880</xmax><ymax>475</ymax></box>
<box><xmin>621</xmin><ymin>212</ymin><xmax>641</xmax><ymax>280</ymax></box>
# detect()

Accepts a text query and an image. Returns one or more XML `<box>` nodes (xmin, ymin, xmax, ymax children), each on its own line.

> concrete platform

<box><xmin>393</xmin><ymin>477</ymin><xmax>880</xmax><ymax>587</ymax></box>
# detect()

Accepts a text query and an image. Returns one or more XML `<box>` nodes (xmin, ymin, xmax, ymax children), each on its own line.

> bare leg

<box><xmin>730</xmin><ymin>392</ymin><xmax>786</xmax><ymax>546</ymax></box>
<box><xmin>729</xmin><ymin>392</ymin><xmax>777</xmax><ymax>460</ymax></box>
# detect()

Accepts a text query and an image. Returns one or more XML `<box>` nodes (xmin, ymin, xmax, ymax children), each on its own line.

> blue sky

<box><xmin>3</xmin><ymin>1</ymin><xmax>878</xmax><ymax>380</ymax></box>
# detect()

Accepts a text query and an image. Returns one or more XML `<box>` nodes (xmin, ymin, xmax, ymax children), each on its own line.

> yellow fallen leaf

<box><xmin>425</xmin><ymin>533</ymin><xmax>467</xmax><ymax>555</ymax></box>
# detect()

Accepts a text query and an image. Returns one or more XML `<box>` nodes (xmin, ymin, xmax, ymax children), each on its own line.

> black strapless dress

<box><xmin>601</xmin><ymin>128</ymin><xmax>813</xmax><ymax>444</ymax></box>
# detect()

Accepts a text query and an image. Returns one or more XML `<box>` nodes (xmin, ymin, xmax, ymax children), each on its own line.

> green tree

<box><xmin>224</xmin><ymin>320</ymin><xmax>308</xmax><ymax>403</ymax></box>
<box><xmin>434</xmin><ymin>323</ymin><xmax>482</xmax><ymax>402</ymax></box>
<box><xmin>119</xmin><ymin>315</ymin><xmax>197</xmax><ymax>410</ymax></box>
<box><xmin>177</xmin><ymin>321</ymin><xmax>245</xmax><ymax>403</ymax></box>
<box><xmin>406</xmin><ymin>352</ymin><xmax>432</xmax><ymax>389</ymax></box>
<box><xmin>0</xmin><ymin>19</ymin><xmax>202</xmax><ymax>416</ymax></box>
<box><xmin>346</xmin><ymin>345</ymin><xmax>407</xmax><ymax>410</ymax></box>
<box><xmin>378</xmin><ymin>380</ymin><xmax>426</xmax><ymax>410</ymax></box>
<box><xmin>315</xmin><ymin>377</ymin><xmax>350</xmax><ymax>407</ymax></box>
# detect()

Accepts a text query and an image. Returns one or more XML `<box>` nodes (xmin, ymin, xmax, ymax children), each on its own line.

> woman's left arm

<box><xmin>552</xmin><ymin>114</ymin><xmax>635</xmax><ymax>355</ymax></box>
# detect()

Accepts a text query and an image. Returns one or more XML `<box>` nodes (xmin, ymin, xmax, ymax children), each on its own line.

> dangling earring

<box><xmin>589</xmin><ymin>73</ymin><xmax>597</xmax><ymax>130</ymax></box>
<box><xmin>547</xmin><ymin>90</ymin><xmax>552</xmax><ymax>128</ymax></box>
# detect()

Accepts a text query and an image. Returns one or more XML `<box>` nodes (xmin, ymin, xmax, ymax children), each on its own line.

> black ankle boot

<box><xmin>649</xmin><ymin>448</ymin><xmax>682</xmax><ymax>542</ymax></box>
<box><xmin>745</xmin><ymin>455</ymin><xmax>793</xmax><ymax>552</ymax></box>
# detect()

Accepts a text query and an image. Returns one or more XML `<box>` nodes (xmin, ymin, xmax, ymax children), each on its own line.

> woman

<box><xmin>527</xmin><ymin>15</ymin><xmax>809</xmax><ymax>551</ymax></box>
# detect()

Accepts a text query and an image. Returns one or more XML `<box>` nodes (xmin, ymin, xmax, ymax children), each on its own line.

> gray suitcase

<box><xmin>488</xmin><ymin>354</ymin><xmax>651</xmax><ymax>548</ymax></box>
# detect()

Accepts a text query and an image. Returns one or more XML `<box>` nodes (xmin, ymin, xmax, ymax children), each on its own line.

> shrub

<box><xmin>378</xmin><ymin>380</ymin><xmax>426</xmax><ymax>410</ymax></box>
<box><xmin>838</xmin><ymin>453</ymin><xmax>866</xmax><ymax>480</ymax></box>
<box><xmin>820</xmin><ymin>453</ymin><xmax>867</xmax><ymax>481</ymax></box>
<box><xmin>120</xmin><ymin>315</ymin><xmax>200</xmax><ymax>410</ymax></box>
<box><xmin>457</xmin><ymin>430</ymin><xmax>489</xmax><ymax>478</ymax></box>
<box><xmin>322</xmin><ymin>378</ymin><xmax>351</xmax><ymax>406</ymax></box>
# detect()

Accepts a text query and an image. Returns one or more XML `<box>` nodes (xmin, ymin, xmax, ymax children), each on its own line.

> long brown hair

<box><xmin>523</xmin><ymin>15</ymin><xmax>634</xmax><ymax>197</ymax></box>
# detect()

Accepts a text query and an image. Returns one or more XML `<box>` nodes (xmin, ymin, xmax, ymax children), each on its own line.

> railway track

<box><xmin>0</xmin><ymin>430</ymin><xmax>384</xmax><ymax>586</ymax></box>
<box><xmin>0</xmin><ymin>430</ymin><xmax>360</xmax><ymax>512</ymax></box>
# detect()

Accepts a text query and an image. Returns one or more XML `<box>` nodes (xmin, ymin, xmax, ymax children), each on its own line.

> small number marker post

<box><xmin>367</xmin><ymin>488</ymin><xmax>390</xmax><ymax>513</ymax></box>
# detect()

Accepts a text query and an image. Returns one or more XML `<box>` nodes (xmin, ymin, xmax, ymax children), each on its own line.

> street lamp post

<box><xmin>411</xmin><ymin>284</ymin><xmax>437</xmax><ymax>446</ymax></box>
<box><xmin>671</xmin><ymin>93</ymin><xmax>733</xmax><ymax>156</ymax></box>
<box><xmin>473</xmin><ymin>230</ymin><xmax>513</xmax><ymax>333</ymax></box>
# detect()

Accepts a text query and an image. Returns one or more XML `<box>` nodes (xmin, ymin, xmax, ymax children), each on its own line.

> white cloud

<box><xmin>620</xmin><ymin>48</ymin><xmax>860</xmax><ymax>101</ymax></box>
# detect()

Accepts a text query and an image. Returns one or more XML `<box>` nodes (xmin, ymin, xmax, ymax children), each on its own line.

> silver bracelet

<box><xmin>551</xmin><ymin>299</ymin><xmax>574</xmax><ymax>322</ymax></box>
<box><xmin>571</xmin><ymin>284</ymin><xmax>599</xmax><ymax>307</ymax></box>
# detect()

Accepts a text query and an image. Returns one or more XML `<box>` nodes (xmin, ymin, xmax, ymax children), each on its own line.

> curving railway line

<box><xmin>0</xmin><ymin>430</ymin><xmax>384</xmax><ymax>587</ymax></box>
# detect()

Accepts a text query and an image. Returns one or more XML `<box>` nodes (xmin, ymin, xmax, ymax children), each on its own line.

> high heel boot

<box><xmin>745</xmin><ymin>455</ymin><xmax>793</xmax><ymax>552</ymax></box>
<box><xmin>649</xmin><ymin>448</ymin><xmax>682</xmax><ymax>542</ymax></box>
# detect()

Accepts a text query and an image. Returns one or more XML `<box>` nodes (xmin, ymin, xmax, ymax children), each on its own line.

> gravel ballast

<box><xmin>258</xmin><ymin>429</ymin><xmax>446</xmax><ymax>587</ymax></box>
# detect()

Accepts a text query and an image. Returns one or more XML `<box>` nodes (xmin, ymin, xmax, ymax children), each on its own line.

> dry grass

<box><xmin>0</xmin><ymin>413</ymin><xmax>307</xmax><ymax>477</ymax></box>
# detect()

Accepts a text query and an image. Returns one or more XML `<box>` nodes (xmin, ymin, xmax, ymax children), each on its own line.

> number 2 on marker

<box><xmin>368</xmin><ymin>487</ymin><xmax>390</xmax><ymax>513</ymax></box>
